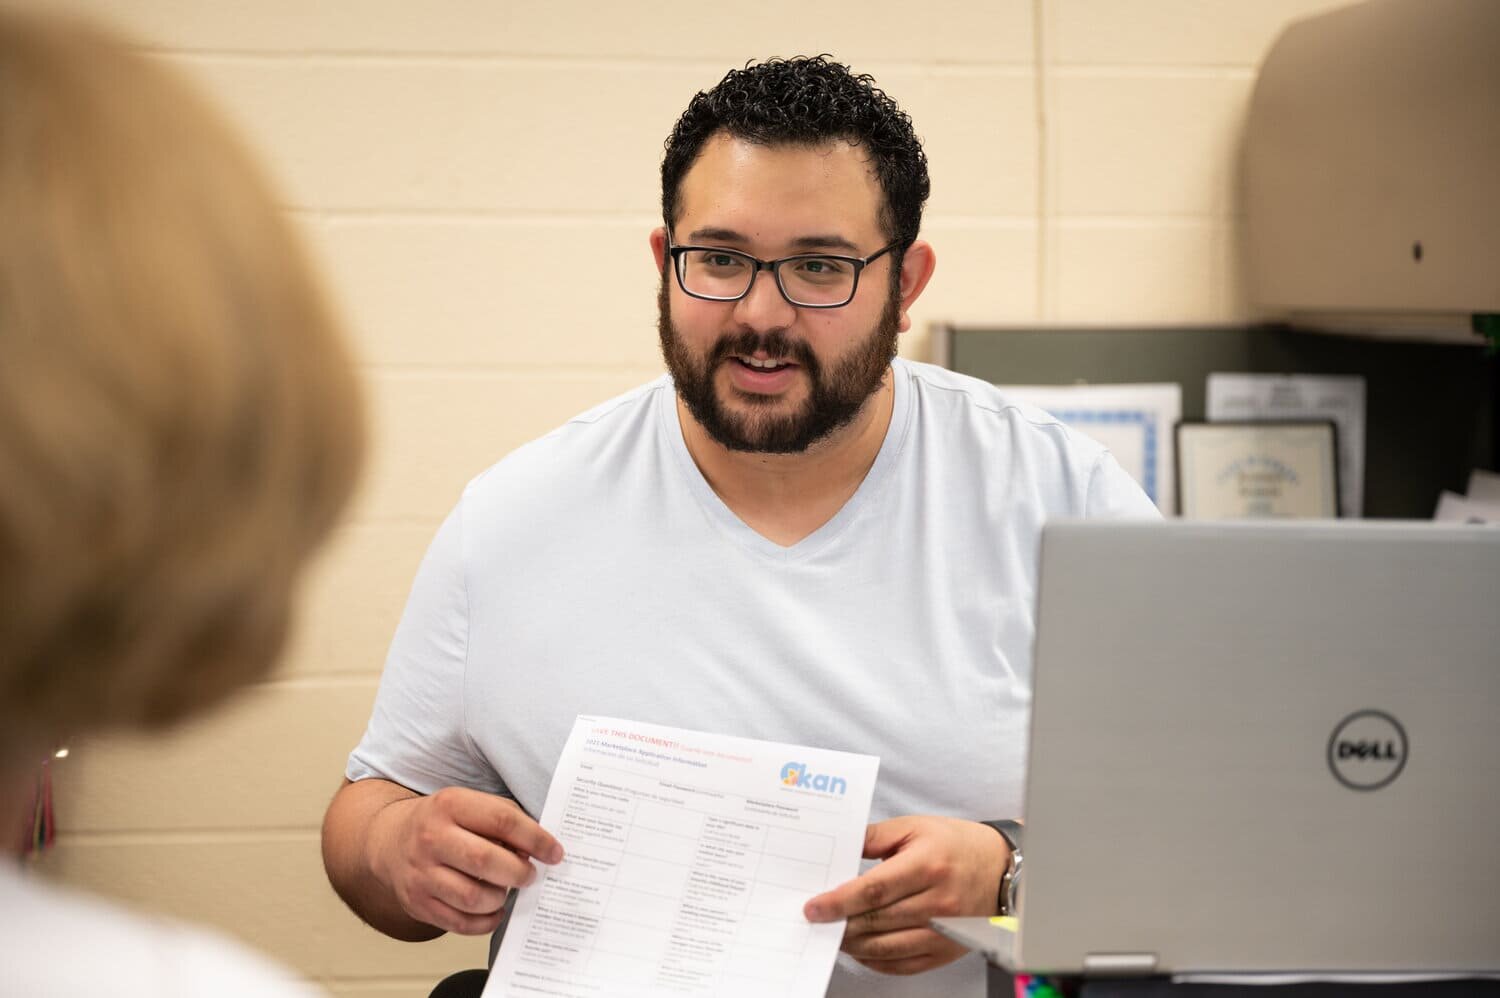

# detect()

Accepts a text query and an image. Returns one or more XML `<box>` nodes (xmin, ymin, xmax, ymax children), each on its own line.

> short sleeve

<box><xmin>1084</xmin><ymin>451</ymin><xmax>1164</xmax><ymax>521</ymax></box>
<box><xmin>345</xmin><ymin>500</ymin><xmax>503</xmax><ymax>796</ymax></box>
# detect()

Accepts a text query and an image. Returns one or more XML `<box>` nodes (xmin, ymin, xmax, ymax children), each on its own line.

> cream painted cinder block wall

<box><xmin>35</xmin><ymin>2</ymin><xmax>1352</xmax><ymax>995</ymax></box>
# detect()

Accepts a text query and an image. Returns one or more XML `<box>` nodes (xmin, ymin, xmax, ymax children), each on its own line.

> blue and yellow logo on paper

<box><xmin>780</xmin><ymin>762</ymin><xmax>848</xmax><ymax>796</ymax></box>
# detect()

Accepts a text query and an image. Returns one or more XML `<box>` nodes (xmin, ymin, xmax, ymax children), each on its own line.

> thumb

<box><xmin>861</xmin><ymin>817</ymin><xmax>915</xmax><ymax>860</ymax></box>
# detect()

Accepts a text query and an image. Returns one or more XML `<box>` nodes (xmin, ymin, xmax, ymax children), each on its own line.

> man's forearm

<box><xmin>322</xmin><ymin>777</ymin><xmax>444</xmax><ymax>941</ymax></box>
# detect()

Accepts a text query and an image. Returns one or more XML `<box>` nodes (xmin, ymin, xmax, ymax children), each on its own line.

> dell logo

<box><xmin>1336</xmin><ymin>740</ymin><xmax>1399</xmax><ymax>761</ymax></box>
<box><xmin>1327</xmin><ymin>710</ymin><xmax>1407</xmax><ymax>791</ymax></box>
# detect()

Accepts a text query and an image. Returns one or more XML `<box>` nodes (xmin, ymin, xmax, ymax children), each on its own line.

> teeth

<box><xmin>745</xmin><ymin>357</ymin><xmax>786</xmax><ymax>369</ymax></box>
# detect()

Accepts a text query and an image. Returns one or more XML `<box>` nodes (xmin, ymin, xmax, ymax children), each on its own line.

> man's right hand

<box><xmin>370</xmin><ymin>786</ymin><xmax>565</xmax><ymax>935</ymax></box>
<box><xmin>322</xmin><ymin>778</ymin><xmax>564</xmax><ymax>941</ymax></box>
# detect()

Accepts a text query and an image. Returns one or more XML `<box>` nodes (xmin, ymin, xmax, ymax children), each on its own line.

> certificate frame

<box><xmin>993</xmin><ymin>383</ymin><xmax>1181</xmax><ymax>513</ymax></box>
<box><xmin>1175</xmin><ymin>420</ymin><xmax>1340</xmax><ymax>519</ymax></box>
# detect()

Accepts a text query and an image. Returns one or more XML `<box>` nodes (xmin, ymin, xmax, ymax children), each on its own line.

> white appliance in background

<box><xmin>1245</xmin><ymin>0</ymin><xmax>1499</xmax><ymax>344</ymax></box>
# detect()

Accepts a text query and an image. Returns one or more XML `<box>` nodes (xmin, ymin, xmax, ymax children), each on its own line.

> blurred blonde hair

<box><xmin>0</xmin><ymin>8</ymin><xmax>365</xmax><ymax>744</ymax></box>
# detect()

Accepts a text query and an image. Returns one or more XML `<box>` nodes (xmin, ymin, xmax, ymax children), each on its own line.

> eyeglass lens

<box><xmin>677</xmin><ymin>249</ymin><xmax>857</xmax><ymax>306</ymax></box>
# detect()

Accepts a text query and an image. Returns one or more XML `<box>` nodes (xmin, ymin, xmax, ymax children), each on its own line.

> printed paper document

<box><xmin>484</xmin><ymin>716</ymin><xmax>879</xmax><ymax>997</ymax></box>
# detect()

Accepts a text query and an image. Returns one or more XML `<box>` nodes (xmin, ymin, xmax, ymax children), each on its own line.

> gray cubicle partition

<box><xmin>935</xmin><ymin>324</ymin><xmax>1495</xmax><ymax>519</ymax></box>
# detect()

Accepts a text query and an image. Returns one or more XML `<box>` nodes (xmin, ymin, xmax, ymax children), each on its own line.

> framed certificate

<box><xmin>1175</xmin><ymin>421</ymin><xmax>1340</xmax><ymax>519</ymax></box>
<box><xmin>994</xmin><ymin>383</ymin><xmax>1181</xmax><ymax>513</ymax></box>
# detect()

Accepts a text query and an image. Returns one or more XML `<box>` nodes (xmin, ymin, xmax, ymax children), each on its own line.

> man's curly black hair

<box><xmin>661</xmin><ymin>56</ymin><xmax>930</xmax><ymax>252</ymax></box>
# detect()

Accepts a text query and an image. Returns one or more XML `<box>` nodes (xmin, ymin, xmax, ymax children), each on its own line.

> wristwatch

<box><xmin>981</xmin><ymin>819</ymin><xmax>1024</xmax><ymax>917</ymax></box>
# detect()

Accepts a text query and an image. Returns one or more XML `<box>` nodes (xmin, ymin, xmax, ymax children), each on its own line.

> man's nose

<box><xmin>732</xmin><ymin>269</ymin><xmax>797</xmax><ymax>331</ymax></box>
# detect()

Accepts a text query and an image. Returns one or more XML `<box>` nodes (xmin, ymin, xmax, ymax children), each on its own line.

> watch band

<box><xmin>981</xmin><ymin>820</ymin><xmax>1024</xmax><ymax>917</ymax></box>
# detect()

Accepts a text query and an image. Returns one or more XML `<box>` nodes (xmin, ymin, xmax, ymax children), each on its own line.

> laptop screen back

<box><xmin>1017</xmin><ymin>521</ymin><xmax>1500</xmax><ymax>975</ymax></box>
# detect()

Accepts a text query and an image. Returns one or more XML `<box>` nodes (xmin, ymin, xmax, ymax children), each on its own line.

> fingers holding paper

<box><xmin>802</xmin><ymin>815</ymin><xmax>1009</xmax><ymax>975</ymax></box>
<box><xmin>373</xmin><ymin>786</ymin><xmax>565</xmax><ymax>936</ymax></box>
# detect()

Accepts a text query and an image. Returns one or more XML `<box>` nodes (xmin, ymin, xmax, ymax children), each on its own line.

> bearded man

<box><xmin>323</xmin><ymin>56</ymin><xmax>1158</xmax><ymax>998</ymax></box>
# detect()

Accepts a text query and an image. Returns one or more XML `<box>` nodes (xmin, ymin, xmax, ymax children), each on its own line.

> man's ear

<box><xmin>894</xmin><ymin>239</ymin><xmax>936</xmax><ymax>334</ymax></box>
<box><xmin>649</xmin><ymin>227</ymin><xmax>669</xmax><ymax>272</ymax></box>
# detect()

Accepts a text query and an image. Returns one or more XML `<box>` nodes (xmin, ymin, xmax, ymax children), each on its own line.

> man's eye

<box><xmin>700</xmin><ymin>252</ymin><xmax>743</xmax><ymax>269</ymax></box>
<box><xmin>793</xmin><ymin>258</ymin><xmax>848</xmax><ymax>279</ymax></box>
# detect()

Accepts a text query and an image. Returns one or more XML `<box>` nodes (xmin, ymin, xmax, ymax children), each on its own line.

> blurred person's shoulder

<box><xmin>1</xmin><ymin>863</ymin><xmax>324</xmax><ymax>998</ymax></box>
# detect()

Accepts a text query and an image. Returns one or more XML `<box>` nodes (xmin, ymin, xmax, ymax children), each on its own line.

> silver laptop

<box><xmin>935</xmin><ymin>520</ymin><xmax>1500</xmax><ymax>977</ymax></box>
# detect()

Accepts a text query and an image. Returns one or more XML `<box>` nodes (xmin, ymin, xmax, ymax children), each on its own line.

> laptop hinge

<box><xmin>1083</xmin><ymin>952</ymin><xmax>1159</xmax><ymax>976</ymax></box>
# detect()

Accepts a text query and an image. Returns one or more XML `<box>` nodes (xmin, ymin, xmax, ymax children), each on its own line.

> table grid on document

<box><xmin>519</xmin><ymin>765</ymin><xmax>837</xmax><ymax>995</ymax></box>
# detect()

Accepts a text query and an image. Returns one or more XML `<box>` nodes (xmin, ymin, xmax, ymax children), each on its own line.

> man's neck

<box><xmin>677</xmin><ymin>368</ymin><xmax>896</xmax><ymax>547</ymax></box>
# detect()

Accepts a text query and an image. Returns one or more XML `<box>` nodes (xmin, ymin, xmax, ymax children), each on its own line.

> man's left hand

<box><xmin>802</xmin><ymin>815</ymin><xmax>1009</xmax><ymax>976</ymax></box>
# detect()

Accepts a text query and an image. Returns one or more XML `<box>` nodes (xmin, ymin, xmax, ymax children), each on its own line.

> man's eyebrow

<box><xmin>788</xmin><ymin>234</ymin><xmax>860</xmax><ymax>253</ymax></box>
<box><xmin>686</xmin><ymin>226</ymin><xmax>750</xmax><ymax>245</ymax></box>
<box><xmin>685</xmin><ymin>228</ymin><xmax>863</xmax><ymax>254</ymax></box>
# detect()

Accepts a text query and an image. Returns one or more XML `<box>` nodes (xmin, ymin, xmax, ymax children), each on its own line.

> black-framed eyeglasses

<box><xmin>666</xmin><ymin>239</ymin><xmax>900</xmax><ymax>309</ymax></box>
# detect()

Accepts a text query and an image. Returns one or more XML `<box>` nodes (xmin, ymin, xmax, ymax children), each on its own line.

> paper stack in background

<box><xmin>1434</xmin><ymin>470</ymin><xmax>1500</xmax><ymax>525</ymax></box>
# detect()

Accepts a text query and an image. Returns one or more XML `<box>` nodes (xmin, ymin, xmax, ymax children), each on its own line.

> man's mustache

<box><xmin>707</xmin><ymin>331</ymin><xmax>819</xmax><ymax>372</ymax></box>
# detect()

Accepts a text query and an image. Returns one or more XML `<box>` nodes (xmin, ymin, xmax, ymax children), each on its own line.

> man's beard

<box><xmin>657</xmin><ymin>278</ymin><xmax>900</xmax><ymax>454</ymax></box>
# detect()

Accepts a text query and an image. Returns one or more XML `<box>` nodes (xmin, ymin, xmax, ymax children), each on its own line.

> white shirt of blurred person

<box><xmin>0</xmin><ymin>8</ymin><xmax>363</xmax><ymax>996</ymax></box>
<box><xmin>323</xmin><ymin>56</ymin><xmax>1157</xmax><ymax>998</ymax></box>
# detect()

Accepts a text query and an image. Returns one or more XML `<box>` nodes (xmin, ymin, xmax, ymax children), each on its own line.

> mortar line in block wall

<box><xmin>155</xmin><ymin>49</ymin><xmax>1034</xmax><ymax>72</ymax></box>
<box><xmin>1034</xmin><ymin>0</ymin><xmax>1049</xmax><ymax>320</ymax></box>
<box><xmin>51</xmin><ymin>829</ymin><xmax>323</xmax><ymax>846</ymax></box>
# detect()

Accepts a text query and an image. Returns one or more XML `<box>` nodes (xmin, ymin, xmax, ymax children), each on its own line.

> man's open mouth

<box><xmin>734</xmin><ymin>356</ymin><xmax>795</xmax><ymax>371</ymax></box>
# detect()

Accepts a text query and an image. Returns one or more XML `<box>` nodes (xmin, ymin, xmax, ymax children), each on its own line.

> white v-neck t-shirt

<box><xmin>348</xmin><ymin>358</ymin><xmax>1158</xmax><ymax>997</ymax></box>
